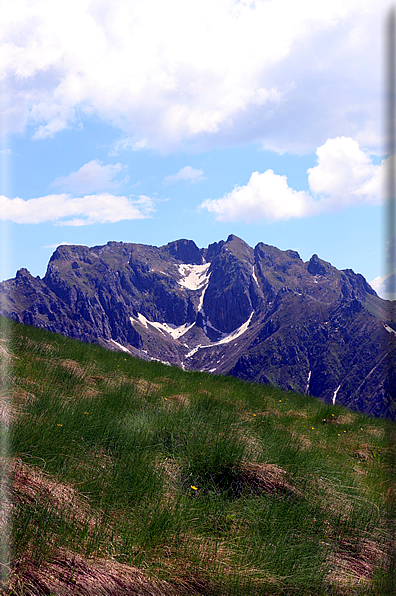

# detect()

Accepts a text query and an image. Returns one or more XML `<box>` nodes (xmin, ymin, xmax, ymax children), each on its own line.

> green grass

<box><xmin>1</xmin><ymin>317</ymin><xmax>395</xmax><ymax>595</ymax></box>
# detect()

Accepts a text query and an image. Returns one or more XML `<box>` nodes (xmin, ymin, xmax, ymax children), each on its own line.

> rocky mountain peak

<box><xmin>226</xmin><ymin>233</ymin><xmax>245</xmax><ymax>244</ymax></box>
<box><xmin>307</xmin><ymin>254</ymin><xmax>328</xmax><ymax>276</ymax></box>
<box><xmin>1</xmin><ymin>236</ymin><xmax>394</xmax><ymax>420</ymax></box>
<box><xmin>162</xmin><ymin>239</ymin><xmax>203</xmax><ymax>264</ymax></box>
<box><xmin>15</xmin><ymin>268</ymin><xmax>31</xmax><ymax>279</ymax></box>
<box><xmin>285</xmin><ymin>249</ymin><xmax>301</xmax><ymax>261</ymax></box>
<box><xmin>224</xmin><ymin>234</ymin><xmax>254</xmax><ymax>262</ymax></box>
<box><xmin>341</xmin><ymin>268</ymin><xmax>377</xmax><ymax>299</ymax></box>
<box><xmin>205</xmin><ymin>240</ymin><xmax>225</xmax><ymax>261</ymax></box>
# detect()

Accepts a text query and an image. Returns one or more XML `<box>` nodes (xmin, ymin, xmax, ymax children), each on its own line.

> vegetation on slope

<box><xmin>0</xmin><ymin>317</ymin><xmax>395</xmax><ymax>595</ymax></box>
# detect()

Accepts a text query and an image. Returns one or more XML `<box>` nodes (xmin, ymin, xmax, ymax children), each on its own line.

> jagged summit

<box><xmin>162</xmin><ymin>239</ymin><xmax>203</xmax><ymax>264</ymax></box>
<box><xmin>1</xmin><ymin>236</ymin><xmax>394</xmax><ymax>419</ymax></box>
<box><xmin>307</xmin><ymin>254</ymin><xmax>328</xmax><ymax>276</ymax></box>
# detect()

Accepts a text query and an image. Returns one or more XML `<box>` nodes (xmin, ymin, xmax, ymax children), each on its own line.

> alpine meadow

<box><xmin>1</xmin><ymin>316</ymin><xmax>395</xmax><ymax>595</ymax></box>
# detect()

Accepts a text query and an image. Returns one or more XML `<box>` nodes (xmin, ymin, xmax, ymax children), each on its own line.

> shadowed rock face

<box><xmin>308</xmin><ymin>254</ymin><xmax>328</xmax><ymax>276</ymax></box>
<box><xmin>1</xmin><ymin>235</ymin><xmax>395</xmax><ymax>419</ymax></box>
<box><xmin>164</xmin><ymin>239</ymin><xmax>203</xmax><ymax>265</ymax></box>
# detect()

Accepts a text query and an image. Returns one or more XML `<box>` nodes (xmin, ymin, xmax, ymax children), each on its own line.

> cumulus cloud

<box><xmin>201</xmin><ymin>170</ymin><xmax>315</xmax><ymax>222</ymax></box>
<box><xmin>370</xmin><ymin>274</ymin><xmax>396</xmax><ymax>301</ymax></box>
<box><xmin>0</xmin><ymin>0</ymin><xmax>390</xmax><ymax>152</ymax></box>
<box><xmin>307</xmin><ymin>137</ymin><xmax>382</xmax><ymax>207</ymax></box>
<box><xmin>164</xmin><ymin>166</ymin><xmax>205</xmax><ymax>185</ymax></box>
<box><xmin>51</xmin><ymin>160</ymin><xmax>127</xmax><ymax>194</ymax></box>
<box><xmin>201</xmin><ymin>137</ymin><xmax>384</xmax><ymax>222</ymax></box>
<box><xmin>0</xmin><ymin>193</ymin><xmax>154</xmax><ymax>226</ymax></box>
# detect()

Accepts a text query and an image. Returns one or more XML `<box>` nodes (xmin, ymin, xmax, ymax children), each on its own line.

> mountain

<box><xmin>1</xmin><ymin>234</ymin><xmax>395</xmax><ymax>419</ymax></box>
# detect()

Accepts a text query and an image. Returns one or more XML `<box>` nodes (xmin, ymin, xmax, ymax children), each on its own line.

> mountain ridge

<box><xmin>1</xmin><ymin>234</ymin><xmax>395</xmax><ymax>419</ymax></box>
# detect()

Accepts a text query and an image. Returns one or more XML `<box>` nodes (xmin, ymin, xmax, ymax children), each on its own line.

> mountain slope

<box><xmin>3</xmin><ymin>318</ymin><xmax>395</xmax><ymax>595</ymax></box>
<box><xmin>1</xmin><ymin>234</ymin><xmax>394</xmax><ymax>419</ymax></box>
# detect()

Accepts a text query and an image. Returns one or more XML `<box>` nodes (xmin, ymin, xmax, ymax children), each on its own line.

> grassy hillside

<box><xmin>0</xmin><ymin>317</ymin><xmax>395</xmax><ymax>595</ymax></box>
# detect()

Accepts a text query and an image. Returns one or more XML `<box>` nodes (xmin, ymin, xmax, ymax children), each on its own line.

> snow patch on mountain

<box><xmin>185</xmin><ymin>311</ymin><xmax>254</xmax><ymax>359</ymax></box>
<box><xmin>131</xmin><ymin>314</ymin><xmax>195</xmax><ymax>339</ymax></box>
<box><xmin>136</xmin><ymin>313</ymin><xmax>148</xmax><ymax>328</ymax></box>
<box><xmin>178</xmin><ymin>263</ymin><xmax>211</xmax><ymax>290</ymax></box>
<box><xmin>252</xmin><ymin>266</ymin><xmax>259</xmax><ymax>287</ymax></box>
<box><xmin>332</xmin><ymin>384</ymin><xmax>341</xmax><ymax>405</ymax></box>
<box><xmin>305</xmin><ymin>370</ymin><xmax>311</xmax><ymax>394</ymax></box>
<box><xmin>186</xmin><ymin>346</ymin><xmax>200</xmax><ymax>358</ymax></box>
<box><xmin>111</xmin><ymin>339</ymin><xmax>131</xmax><ymax>353</ymax></box>
<box><xmin>216</xmin><ymin>311</ymin><xmax>254</xmax><ymax>345</ymax></box>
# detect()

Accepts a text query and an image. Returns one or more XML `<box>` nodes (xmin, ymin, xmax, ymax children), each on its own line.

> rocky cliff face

<box><xmin>1</xmin><ymin>235</ymin><xmax>395</xmax><ymax>419</ymax></box>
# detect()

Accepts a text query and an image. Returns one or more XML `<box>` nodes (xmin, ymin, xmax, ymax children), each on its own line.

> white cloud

<box><xmin>164</xmin><ymin>166</ymin><xmax>205</xmax><ymax>185</ymax></box>
<box><xmin>201</xmin><ymin>170</ymin><xmax>315</xmax><ymax>222</ymax></box>
<box><xmin>51</xmin><ymin>160</ymin><xmax>126</xmax><ymax>194</ymax></box>
<box><xmin>201</xmin><ymin>137</ymin><xmax>384</xmax><ymax>222</ymax></box>
<box><xmin>0</xmin><ymin>193</ymin><xmax>154</xmax><ymax>226</ymax></box>
<box><xmin>110</xmin><ymin>137</ymin><xmax>151</xmax><ymax>154</ymax></box>
<box><xmin>0</xmin><ymin>0</ymin><xmax>391</xmax><ymax>153</ymax></box>
<box><xmin>307</xmin><ymin>137</ymin><xmax>382</xmax><ymax>208</ymax></box>
<box><xmin>369</xmin><ymin>274</ymin><xmax>396</xmax><ymax>301</ymax></box>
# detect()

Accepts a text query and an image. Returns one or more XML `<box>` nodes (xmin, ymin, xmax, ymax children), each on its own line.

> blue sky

<box><xmin>0</xmin><ymin>0</ymin><xmax>393</xmax><ymax>298</ymax></box>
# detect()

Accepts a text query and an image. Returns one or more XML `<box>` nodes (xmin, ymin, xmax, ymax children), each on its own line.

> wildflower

<box><xmin>360</xmin><ymin>428</ymin><xmax>363</xmax><ymax>430</ymax></box>
<box><xmin>338</xmin><ymin>434</ymin><xmax>340</xmax><ymax>436</ymax></box>
<box><xmin>164</xmin><ymin>398</ymin><xmax>168</xmax><ymax>401</ymax></box>
<box><xmin>331</xmin><ymin>414</ymin><xmax>334</xmax><ymax>417</ymax></box>
<box><xmin>190</xmin><ymin>485</ymin><xmax>198</xmax><ymax>491</ymax></box>
<box><xmin>311</xmin><ymin>427</ymin><xmax>314</xmax><ymax>430</ymax></box>
<box><xmin>57</xmin><ymin>424</ymin><xmax>63</xmax><ymax>427</ymax></box>
<box><xmin>253</xmin><ymin>414</ymin><xmax>256</xmax><ymax>417</ymax></box>
<box><xmin>343</xmin><ymin>430</ymin><xmax>346</xmax><ymax>433</ymax></box>
<box><xmin>279</xmin><ymin>400</ymin><xmax>282</xmax><ymax>402</ymax></box>
<box><xmin>84</xmin><ymin>412</ymin><xmax>88</xmax><ymax>414</ymax></box>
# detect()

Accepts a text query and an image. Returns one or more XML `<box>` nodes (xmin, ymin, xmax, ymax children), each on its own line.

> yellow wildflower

<box><xmin>191</xmin><ymin>485</ymin><xmax>198</xmax><ymax>491</ymax></box>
